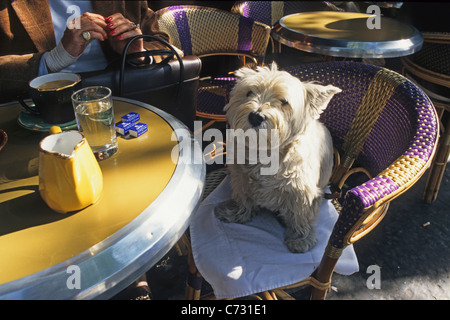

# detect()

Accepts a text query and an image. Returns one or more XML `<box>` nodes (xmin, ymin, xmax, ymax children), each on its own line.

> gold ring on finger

<box><xmin>82</xmin><ymin>31</ymin><xmax>91</xmax><ymax>41</ymax></box>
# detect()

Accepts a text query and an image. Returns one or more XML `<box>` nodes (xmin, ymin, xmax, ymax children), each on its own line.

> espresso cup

<box><xmin>19</xmin><ymin>73</ymin><xmax>82</xmax><ymax>124</ymax></box>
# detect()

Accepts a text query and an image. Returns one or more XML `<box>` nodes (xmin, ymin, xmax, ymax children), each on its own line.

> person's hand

<box><xmin>105</xmin><ymin>13</ymin><xmax>143</xmax><ymax>55</ymax></box>
<box><xmin>60</xmin><ymin>12</ymin><xmax>108</xmax><ymax>57</ymax></box>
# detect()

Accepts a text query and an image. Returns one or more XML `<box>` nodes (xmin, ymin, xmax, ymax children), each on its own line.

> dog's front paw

<box><xmin>284</xmin><ymin>228</ymin><xmax>317</xmax><ymax>253</ymax></box>
<box><xmin>214</xmin><ymin>199</ymin><xmax>253</xmax><ymax>224</ymax></box>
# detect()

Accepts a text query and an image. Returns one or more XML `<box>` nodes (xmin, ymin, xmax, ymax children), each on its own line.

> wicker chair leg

<box><xmin>262</xmin><ymin>291</ymin><xmax>276</xmax><ymax>300</ymax></box>
<box><xmin>174</xmin><ymin>233</ymin><xmax>190</xmax><ymax>256</ymax></box>
<box><xmin>272</xmin><ymin>289</ymin><xmax>295</xmax><ymax>300</ymax></box>
<box><xmin>310</xmin><ymin>254</ymin><xmax>339</xmax><ymax>300</ymax></box>
<box><xmin>185</xmin><ymin>246</ymin><xmax>202</xmax><ymax>300</ymax></box>
<box><xmin>424</xmin><ymin>110</ymin><xmax>450</xmax><ymax>203</ymax></box>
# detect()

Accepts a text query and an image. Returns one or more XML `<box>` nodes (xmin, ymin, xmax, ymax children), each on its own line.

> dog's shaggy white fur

<box><xmin>215</xmin><ymin>63</ymin><xmax>341</xmax><ymax>253</ymax></box>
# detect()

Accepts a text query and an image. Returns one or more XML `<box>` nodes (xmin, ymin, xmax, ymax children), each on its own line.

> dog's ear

<box><xmin>305</xmin><ymin>84</ymin><xmax>342</xmax><ymax>119</ymax></box>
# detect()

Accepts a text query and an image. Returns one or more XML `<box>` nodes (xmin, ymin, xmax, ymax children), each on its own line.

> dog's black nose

<box><xmin>248</xmin><ymin>111</ymin><xmax>266</xmax><ymax>127</ymax></box>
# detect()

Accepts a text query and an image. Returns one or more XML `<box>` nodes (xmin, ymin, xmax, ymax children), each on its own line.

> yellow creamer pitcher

<box><xmin>39</xmin><ymin>126</ymin><xmax>103</xmax><ymax>213</ymax></box>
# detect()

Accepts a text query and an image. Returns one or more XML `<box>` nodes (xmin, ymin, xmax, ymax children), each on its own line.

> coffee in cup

<box><xmin>19</xmin><ymin>72</ymin><xmax>81</xmax><ymax>124</ymax></box>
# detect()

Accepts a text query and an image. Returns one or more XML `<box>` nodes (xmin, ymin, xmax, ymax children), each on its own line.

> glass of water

<box><xmin>71</xmin><ymin>86</ymin><xmax>118</xmax><ymax>160</ymax></box>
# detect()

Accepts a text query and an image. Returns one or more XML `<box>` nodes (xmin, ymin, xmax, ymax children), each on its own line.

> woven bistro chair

<box><xmin>401</xmin><ymin>32</ymin><xmax>450</xmax><ymax>203</ymax></box>
<box><xmin>156</xmin><ymin>5</ymin><xmax>271</xmax><ymax>130</ymax></box>
<box><xmin>185</xmin><ymin>61</ymin><xmax>439</xmax><ymax>300</ymax></box>
<box><xmin>231</xmin><ymin>1</ymin><xmax>342</xmax><ymax>54</ymax></box>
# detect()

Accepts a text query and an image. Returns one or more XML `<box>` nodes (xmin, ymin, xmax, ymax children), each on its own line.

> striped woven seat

<box><xmin>196</xmin><ymin>78</ymin><xmax>236</xmax><ymax>121</ymax></box>
<box><xmin>401</xmin><ymin>32</ymin><xmax>450</xmax><ymax>202</ymax></box>
<box><xmin>185</xmin><ymin>61</ymin><xmax>439</xmax><ymax>300</ymax></box>
<box><xmin>156</xmin><ymin>5</ymin><xmax>271</xmax><ymax>129</ymax></box>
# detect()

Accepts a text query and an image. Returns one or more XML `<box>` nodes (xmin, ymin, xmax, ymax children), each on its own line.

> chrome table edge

<box><xmin>271</xmin><ymin>12</ymin><xmax>424</xmax><ymax>59</ymax></box>
<box><xmin>0</xmin><ymin>97</ymin><xmax>206</xmax><ymax>300</ymax></box>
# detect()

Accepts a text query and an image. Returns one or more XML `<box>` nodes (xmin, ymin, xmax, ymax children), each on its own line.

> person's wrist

<box><xmin>45</xmin><ymin>41</ymin><xmax>79</xmax><ymax>72</ymax></box>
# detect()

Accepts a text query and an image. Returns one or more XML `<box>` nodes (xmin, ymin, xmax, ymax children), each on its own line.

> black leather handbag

<box><xmin>80</xmin><ymin>35</ymin><xmax>201</xmax><ymax>130</ymax></box>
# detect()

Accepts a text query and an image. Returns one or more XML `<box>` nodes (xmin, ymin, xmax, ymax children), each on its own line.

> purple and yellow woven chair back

<box><xmin>157</xmin><ymin>5</ymin><xmax>270</xmax><ymax>65</ymax></box>
<box><xmin>405</xmin><ymin>32</ymin><xmax>450</xmax><ymax>80</ymax></box>
<box><xmin>284</xmin><ymin>61</ymin><xmax>438</xmax><ymax>256</ymax></box>
<box><xmin>231</xmin><ymin>1</ymin><xmax>341</xmax><ymax>54</ymax></box>
<box><xmin>231</xmin><ymin>1</ymin><xmax>342</xmax><ymax>26</ymax></box>
<box><xmin>156</xmin><ymin>5</ymin><xmax>271</xmax><ymax>125</ymax></box>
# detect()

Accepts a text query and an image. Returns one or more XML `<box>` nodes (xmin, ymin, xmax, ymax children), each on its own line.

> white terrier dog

<box><xmin>215</xmin><ymin>63</ymin><xmax>341</xmax><ymax>253</ymax></box>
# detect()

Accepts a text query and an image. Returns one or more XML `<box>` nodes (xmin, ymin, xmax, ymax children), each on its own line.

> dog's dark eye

<box><xmin>280</xmin><ymin>99</ymin><xmax>288</xmax><ymax>105</ymax></box>
<box><xmin>247</xmin><ymin>91</ymin><xmax>254</xmax><ymax>97</ymax></box>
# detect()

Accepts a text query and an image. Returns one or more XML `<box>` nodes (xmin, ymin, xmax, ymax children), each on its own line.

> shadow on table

<box><xmin>0</xmin><ymin>185</ymin><xmax>76</xmax><ymax>236</ymax></box>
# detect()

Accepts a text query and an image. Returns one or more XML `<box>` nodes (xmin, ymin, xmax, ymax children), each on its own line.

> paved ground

<box><xmin>305</xmin><ymin>164</ymin><xmax>450</xmax><ymax>300</ymax></box>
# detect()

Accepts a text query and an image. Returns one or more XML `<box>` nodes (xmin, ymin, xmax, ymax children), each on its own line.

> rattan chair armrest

<box><xmin>328</xmin><ymin>142</ymin><xmax>438</xmax><ymax>250</ymax></box>
<box><xmin>327</xmin><ymin>71</ymin><xmax>439</xmax><ymax>250</ymax></box>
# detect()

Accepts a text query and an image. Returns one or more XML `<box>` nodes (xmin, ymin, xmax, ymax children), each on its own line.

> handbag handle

<box><xmin>119</xmin><ymin>35</ymin><xmax>184</xmax><ymax>109</ymax></box>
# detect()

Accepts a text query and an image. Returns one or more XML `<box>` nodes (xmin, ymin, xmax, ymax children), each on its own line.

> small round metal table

<box><xmin>272</xmin><ymin>11</ymin><xmax>423</xmax><ymax>58</ymax></box>
<box><xmin>0</xmin><ymin>98</ymin><xmax>205</xmax><ymax>299</ymax></box>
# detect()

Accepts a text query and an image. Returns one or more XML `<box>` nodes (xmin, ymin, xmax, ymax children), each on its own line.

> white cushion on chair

<box><xmin>190</xmin><ymin>175</ymin><xmax>359</xmax><ymax>299</ymax></box>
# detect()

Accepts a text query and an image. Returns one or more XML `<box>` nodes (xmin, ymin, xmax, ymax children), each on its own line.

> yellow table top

<box><xmin>0</xmin><ymin>100</ymin><xmax>178</xmax><ymax>285</ymax></box>
<box><xmin>281</xmin><ymin>11</ymin><xmax>415</xmax><ymax>42</ymax></box>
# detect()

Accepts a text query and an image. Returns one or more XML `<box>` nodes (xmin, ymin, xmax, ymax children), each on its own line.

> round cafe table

<box><xmin>272</xmin><ymin>11</ymin><xmax>423</xmax><ymax>58</ymax></box>
<box><xmin>0</xmin><ymin>97</ymin><xmax>205</xmax><ymax>299</ymax></box>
